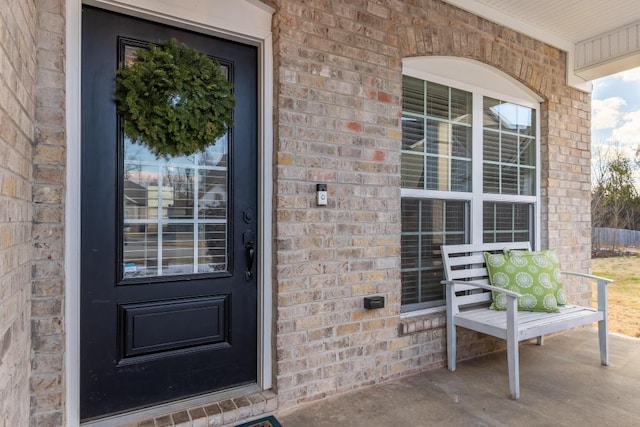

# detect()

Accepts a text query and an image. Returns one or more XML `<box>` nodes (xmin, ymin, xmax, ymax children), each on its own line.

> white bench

<box><xmin>441</xmin><ymin>241</ymin><xmax>612</xmax><ymax>399</ymax></box>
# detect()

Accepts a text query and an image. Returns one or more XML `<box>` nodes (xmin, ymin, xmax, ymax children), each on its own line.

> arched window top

<box><xmin>403</xmin><ymin>56</ymin><xmax>544</xmax><ymax>104</ymax></box>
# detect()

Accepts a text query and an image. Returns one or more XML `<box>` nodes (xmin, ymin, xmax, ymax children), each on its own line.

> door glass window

<box><xmin>121</xmin><ymin>43</ymin><xmax>230</xmax><ymax>279</ymax></box>
<box><xmin>122</xmin><ymin>138</ymin><xmax>229</xmax><ymax>279</ymax></box>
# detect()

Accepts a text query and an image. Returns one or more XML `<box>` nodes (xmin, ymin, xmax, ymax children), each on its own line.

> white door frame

<box><xmin>65</xmin><ymin>1</ymin><xmax>274</xmax><ymax>425</ymax></box>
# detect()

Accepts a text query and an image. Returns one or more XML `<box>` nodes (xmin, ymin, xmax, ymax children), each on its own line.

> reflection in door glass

<box><xmin>162</xmin><ymin>224</ymin><xmax>194</xmax><ymax>275</ymax></box>
<box><xmin>122</xmin><ymin>135</ymin><xmax>229</xmax><ymax>279</ymax></box>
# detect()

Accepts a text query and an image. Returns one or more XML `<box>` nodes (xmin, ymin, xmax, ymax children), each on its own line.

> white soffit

<box><xmin>444</xmin><ymin>0</ymin><xmax>640</xmax><ymax>87</ymax></box>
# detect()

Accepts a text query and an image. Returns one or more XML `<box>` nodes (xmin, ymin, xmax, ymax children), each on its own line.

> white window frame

<box><xmin>401</xmin><ymin>57</ymin><xmax>542</xmax><ymax>315</ymax></box>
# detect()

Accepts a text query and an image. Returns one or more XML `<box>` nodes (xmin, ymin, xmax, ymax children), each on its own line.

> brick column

<box><xmin>30</xmin><ymin>0</ymin><xmax>66</xmax><ymax>425</ymax></box>
<box><xmin>542</xmin><ymin>91</ymin><xmax>593</xmax><ymax>306</ymax></box>
<box><xmin>0</xmin><ymin>0</ymin><xmax>37</xmax><ymax>426</ymax></box>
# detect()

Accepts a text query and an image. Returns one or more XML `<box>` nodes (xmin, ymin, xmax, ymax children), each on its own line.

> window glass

<box><xmin>483</xmin><ymin>202</ymin><xmax>532</xmax><ymax>243</ymax></box>
<box><xmin>401</xmin><ymin>115</ymin><xmax>424</xmax><ymax>151</ymax></box>
<box><xmin>426</xmin><ymin>82</ymin><xmax>449</xmax><ymax>119</ymax></box>
<box><xmin>401</xmin><ymin>81</ymin><xmax>472</xmax><ymax>193</ymax></box>
<box><xmin>401</xmin><ymin>199</ymin><xmax>468</xmax><ymax>309</ymax></box>
<box><xmin>402</xmin><ymin>76</ymin><xmax>424</xmax><ymax>114</ymax></box>
<box><xmin>450</xmin><ymin>88</ymin><xmax>472</xmax><ymax>125</ymax></box>
<box><xmin>400</xmin><ymin>153</ymin><xmax>424</xmax><ymax>189</ymax></box>
<box><xmin>482</xmin><ymin>97</ymin><xmax>536</xmax><ymax>196</ymax></box>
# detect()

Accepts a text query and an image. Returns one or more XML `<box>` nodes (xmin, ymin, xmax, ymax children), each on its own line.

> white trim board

<box><xmin>65</xmin><ymin>1</ymin><xmax>274</xmax><ymax>425</ymax></box>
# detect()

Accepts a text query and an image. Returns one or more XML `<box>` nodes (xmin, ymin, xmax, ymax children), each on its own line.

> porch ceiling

<box><xmin>445</xmin><ymin>0</ymin><xmax>640</xmax><ymax>89</ymax></box>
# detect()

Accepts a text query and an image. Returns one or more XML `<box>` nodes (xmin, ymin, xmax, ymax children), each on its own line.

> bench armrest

<box><xmin>443</xmin><ymin>280</ymin><xmax>520</xmax><ymax>331</ymax></box>
<box><xmin>442</xmin><ymin>280</ymin><xmax>522</xmax><ymax>298</ymax></box>
<box><xmin>561</xmin><ymin>271</ymin><xmax>613</xmax><ymax>314</ymax></box>
<box><xmin>561</xmin><ymin>271</ymin><xmax>613</xmax><ymax>284</ymax></box>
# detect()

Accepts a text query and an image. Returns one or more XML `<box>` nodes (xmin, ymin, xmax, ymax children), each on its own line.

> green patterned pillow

<box><xmin>483</xmin><ymin>249</ymin><xmax>566</xmax><ymax>313</ymax></box>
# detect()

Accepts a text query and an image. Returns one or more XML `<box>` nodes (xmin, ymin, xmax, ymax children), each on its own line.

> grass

<box><xmin>592</xmin><ymin>255</ymin><xmax>640</xmax><ymax>338</ymax></box>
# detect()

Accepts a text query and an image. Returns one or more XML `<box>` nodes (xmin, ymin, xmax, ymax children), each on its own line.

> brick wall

<box><xmin>271</xmin><ymin>0</ymin><xmax>592</xmax><ymax>409</ymax></box>
<box><xmin>0</xmin><ymin>0</ymin><xmax>37</xmax><ymax>426</ymax></box>
<box><xmin>30</xmin><ymin>0</ymin><xmax>66</xmax><ymax>425</ymax></box>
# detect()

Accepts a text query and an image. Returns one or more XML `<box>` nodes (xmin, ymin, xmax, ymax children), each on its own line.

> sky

<box><xmin>591</xmin><ymin>67</ymin><xmax>640</xmax><ymax>156</ymax></box>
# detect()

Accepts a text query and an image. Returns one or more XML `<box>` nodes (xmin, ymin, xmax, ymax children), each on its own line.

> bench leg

<box><xmin>445</xmin><ymin>287</ymin><xmax>457</xmax><ymax>372</ymax></box>
<box><xmin>597</xmin><ymin>279</ymin><xmax>609</xmax><ymax>366</ymax></box>
<box><xmin>507</xmin><ymin>336</ymin><xmax>520</xmax><ymax>399</ymax></box>
<box><xmin>447</xmin><ymin>319</ymin><xmax>457</xmax><ymax>371</ymax></box>
<box><xmin>598</xmin><ymin>319</ymin><xmax>609</xmax><ymax>366</ymax></box>
<box><xmin>536</xmin><ymin>335</ymin><xmax>544</xmax><ymax>346</ymax></box>
<box><xmin>506</xmin><ymin>297</ymin><xmax>519</xmax><ymax>399</ymax></box>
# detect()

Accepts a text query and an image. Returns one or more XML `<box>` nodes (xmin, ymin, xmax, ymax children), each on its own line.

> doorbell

<box><xmin>316</xmin><ymin>183</ymin><xmax>327</xmax><ymax>206</ymax></box>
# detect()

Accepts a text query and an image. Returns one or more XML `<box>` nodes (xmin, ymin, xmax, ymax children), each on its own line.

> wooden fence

<box><xmin>593</xmin><ymin>227</ymin><xmax>640</xmax><ymax>248</ymax></box>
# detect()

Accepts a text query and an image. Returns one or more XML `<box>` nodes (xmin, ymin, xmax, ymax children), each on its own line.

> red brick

<box><xmin>346</xmin><ymin>121</ymin><xmax>362</xmax><ymax>132</ymax></box>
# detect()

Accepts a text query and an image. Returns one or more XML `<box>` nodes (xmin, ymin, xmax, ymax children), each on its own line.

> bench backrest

<box><xmin>441</xmin><ymin>241</ymin><xmax>532</xmax><ymax>307</ymax></box>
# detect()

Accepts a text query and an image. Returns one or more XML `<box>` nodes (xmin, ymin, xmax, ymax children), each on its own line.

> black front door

<box><xmin>80</xmin><ymin>7</ymin><xmax>258</xmax><ymax>421</ymax></box>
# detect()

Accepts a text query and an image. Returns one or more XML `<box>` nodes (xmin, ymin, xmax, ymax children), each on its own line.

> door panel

<box><xmin>81</xmin><ymin>7</ymin><xmax>258</xmax><ymax>421</ymax></box>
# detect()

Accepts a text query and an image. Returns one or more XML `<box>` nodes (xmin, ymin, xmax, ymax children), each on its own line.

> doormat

<box><xmin>235</xmin><ymin>415</ymin><xmax>282</xmax><ymax>427</ymax></box>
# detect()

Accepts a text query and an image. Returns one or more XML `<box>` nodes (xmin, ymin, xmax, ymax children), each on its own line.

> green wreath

<box><xmin>115</xmin><ymin>38</ymin><xmax>235</xmax><ymax>158</ymax></box>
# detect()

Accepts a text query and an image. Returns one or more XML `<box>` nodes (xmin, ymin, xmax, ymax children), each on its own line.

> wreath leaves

<box><xmin>115</xmin><ymin>38</ymin><xmax>235</xmax><ymax>158</ymax></box>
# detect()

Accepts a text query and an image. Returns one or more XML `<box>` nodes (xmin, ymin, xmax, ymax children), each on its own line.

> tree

<box><xmin>591</xmin><ymin>144</ymin><xmax>640</xmax><ymax>250</ymax></box>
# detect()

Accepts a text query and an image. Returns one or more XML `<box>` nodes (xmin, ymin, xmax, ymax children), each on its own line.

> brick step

<box><xmin>117</xmin><ymin>390</ymin><xmax>277</xmax><ymax>427</ymax></box>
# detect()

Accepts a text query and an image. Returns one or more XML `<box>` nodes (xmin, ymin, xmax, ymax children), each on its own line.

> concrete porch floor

<box><xmin>278</xmin><ymin>329</ymin><xmax>640</xmax><ymax>426</ymax></box>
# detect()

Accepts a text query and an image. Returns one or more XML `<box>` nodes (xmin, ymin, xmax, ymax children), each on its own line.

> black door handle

<box><xmin>243</xmin><ymin>228</ymin><xmax>256</xmax><ymax>281</ymax></box>
<box><xmin>245</xmin><ymin>245</ymin><xmax>255</xmax><ymax>280</ymax></box>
